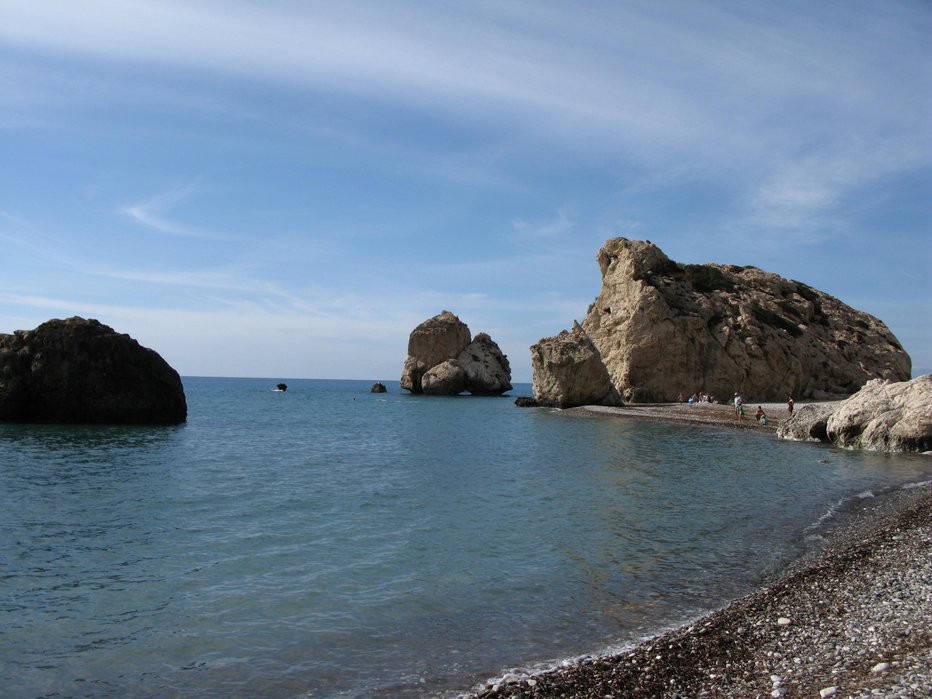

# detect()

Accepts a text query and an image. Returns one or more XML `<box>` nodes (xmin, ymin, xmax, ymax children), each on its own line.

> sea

<box><xmin>2</xmin><ymin>377</ymin><xmax>930</xmax><ymax>699</ymax></box>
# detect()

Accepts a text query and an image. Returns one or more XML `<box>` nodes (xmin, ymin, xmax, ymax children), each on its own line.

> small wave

<box><xmin>806</xmin><ymin>498</ymin><xmax>843</xmax><ymax>533</ymax></box>
<box><xmin>451</xmin><ymin>613</ymin><xmax>710</xmax><ymax>698</ymax></box>
<box><xmin>901</xmin><ymin>478</ymin><xmax>932</xmax><ymax>490</ymax></box>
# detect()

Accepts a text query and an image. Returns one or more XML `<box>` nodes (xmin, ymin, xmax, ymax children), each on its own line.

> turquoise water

<box><xmin>2</xmin><ymin>377</ymin><xmax>930</xmax><ymax>698</ymax></box>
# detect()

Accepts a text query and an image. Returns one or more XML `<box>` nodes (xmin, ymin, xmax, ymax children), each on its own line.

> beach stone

<box><xmin>872</xmin><ymin>662</ymin><xmax>891</xmax><ymax>673</ymax></box>
<box><xmin>819</xmin><ymin>687</ymin><xmax>838</xmax><ymax>697</ymax></box>
<box><xmin>400</xmin><ymin>311</ymin><xmax>511</xmax><ymax>396</ymax></box>
<box><xmin>533</xmin><ymin>238</ymin><xmax>910</xmax><ymax>403</ymax></box>
<box><xmin>777</xmin><ymin>617</ymin><xmax>792</xmax><ymax>626</ymax></box>
<box><xmin>0</xmin><ymin>316</ymin><xmax>187</xmax><ymax>424</ymax></box>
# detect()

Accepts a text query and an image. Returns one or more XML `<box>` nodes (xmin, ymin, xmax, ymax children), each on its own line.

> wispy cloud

<box><xmin>119</xmin><ymin>181</ymin><xmax>231</xmax><ymax>239</ymax></box>
<box><xmin>511</xmin><ymin>208</ymin><xmax>575</xmax><ymax>241</ymax></box>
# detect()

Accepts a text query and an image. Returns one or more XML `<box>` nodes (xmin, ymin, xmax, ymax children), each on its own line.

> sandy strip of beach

<box><xmin>568</xmin><ymin>400</ymin><xmax>818</xmax><ymax>432</ymax></box>
<box><xmin>462</xmin><ymin>403</ymin><xmax>931</xmax><ymax>699</ymax></box>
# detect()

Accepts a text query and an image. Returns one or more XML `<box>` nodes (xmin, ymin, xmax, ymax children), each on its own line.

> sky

<box><xmin>1</xmin><ymin>0</ymin><xmax>930</xmax><ymax>383</ymax></box>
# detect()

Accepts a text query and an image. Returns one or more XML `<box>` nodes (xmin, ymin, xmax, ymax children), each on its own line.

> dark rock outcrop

<box><xmin>514</xmin><ymin>396</ymin><xmax>539</xmax><ymax>408</ymax></box>
<box><xmin>0</xmin><ymin>317</ymin><xmax>187</xmax><ymax>424</ymax></box>
<box><xmin>400</xmin><ymin>311</ymin><xmax>512</xmax><ymax>395</ymax></box>
<box><xmin>532</xmin><ymin>238</ymin><xmax>911</xmax><ymax>405</ymax></box>
<box><xmin>370</xmin><ymin>382</ymin><xmax>387</xmax><ymax>393</ymax></box>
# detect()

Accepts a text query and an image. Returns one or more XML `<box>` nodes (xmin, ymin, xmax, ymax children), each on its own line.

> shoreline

<box><xmin>566</xmin><ymin>400</ymin><xmax>818</xmax><ymax>433</ymax></box>
<box><xmin>455</xmin><ymin>403</ymin><xmax>930</xmax><ymax>699</ymax></box>
<box><xmin>464</xmin><ymin>482</ymin><xmax>931</xmax><ymax>698</ymax></box>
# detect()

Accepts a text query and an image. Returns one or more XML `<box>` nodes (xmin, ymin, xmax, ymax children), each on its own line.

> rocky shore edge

<box><xmin>462</xmin><ymin>475</ymin><xmax>931</xmax><ymax>698</ymax></box>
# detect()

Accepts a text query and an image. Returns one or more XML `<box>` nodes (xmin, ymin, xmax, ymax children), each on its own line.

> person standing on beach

<box><xmin>787</xmin><ymin>395</ymin><xmax>795</xmax><ymax>415</ymax></box>
<box><xmin>734</xmin><ymin>392</ymin><xmax>744</xmax><ymax>419</ymax></box>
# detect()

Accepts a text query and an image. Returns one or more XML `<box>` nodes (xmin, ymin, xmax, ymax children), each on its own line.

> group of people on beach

<box><xmin>678</xmin><ymin>389</ymin><xmax>796</xmax><ymax>426</ymax></box>
<box><xmin>682</xmin><ymin>391</ymin><xmax>716</xmax><ymax>404</ymax></box>
<box><xmin>732</xmin><ymin>392</ymin><xmax>796</xmax><ymax>424</ymax></box>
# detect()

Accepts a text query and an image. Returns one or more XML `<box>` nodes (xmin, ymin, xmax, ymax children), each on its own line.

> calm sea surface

<box><xmin>2</xmin><ymin>377</ymin><xmax>930</xmax><ymax>698</ymax></box>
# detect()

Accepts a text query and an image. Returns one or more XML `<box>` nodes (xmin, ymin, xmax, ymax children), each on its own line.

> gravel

<box><xmin>462</xmin><ymin>483</ymin><xmax>932</xmax><ymax>699</ymax></box>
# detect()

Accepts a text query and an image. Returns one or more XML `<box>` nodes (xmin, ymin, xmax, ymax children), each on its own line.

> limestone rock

<box><xmin>0</xmin><ymin>317</ymin><xmax>187</xmax><ymax>424</ymax></box>
<box><xmin>421</xmin><ymin>359</ymin><xmax>466</xmax><ymax>395</ymax></box>
<box><xmin>400</xmin><ymin>311</ymin><xmax>471</xmax><ymax>393</ymax></box>
<box><xmin>777</xmin><ymin>403</ymin><xmax>834</xmax><ymax>443</ymax></box>
<box><xmin>530</xmin><ymin>322</ymin><xmax>621</xmax><ymax>408</ymax></box>
<box><xmin>400</xmin><ymin>311</ymin><xmax>511</xmax><ymax>396</ymax></box>
<box><xmin>536</xmin><ymin>238</ymin><xmax>910</xmax><ymax>403</ymax></box>
<box><xmin>777</xmin><ymin>376</ymin><xmax>932</xmax><ymax>452</ymax></box>
<box><xmin>457</xmin><ymin>333</ymin><xmax>512</xmax><ymax>395</ymax></box>
<box><xmin>826</xmin><ymin>375</ymin><xmax>932</xmax><ymax>452</ymax></box>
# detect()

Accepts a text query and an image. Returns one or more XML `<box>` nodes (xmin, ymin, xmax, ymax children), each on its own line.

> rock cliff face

<box><xmin>778</xmin><ymin>376</ymin><xmax>932</xmax><ymax>452</ymax></box>
<box><xmin>531</xmin><ymin>238</ymin><xmax>911</xmax><ymax>407</ymax></box>
<box><xmin>400</xmin><ymin>311</ymin><xmax>512</xmax><ymax>396</ymax></box>
<box><xmin>0</xmin><ymin>317</ymin><xmax>187</xmax><ymax>424</ymax></box>
<box><xmin>530</xmin><ymin>322</ymin><xmax>621</xmax><ymax>408</ymax></box>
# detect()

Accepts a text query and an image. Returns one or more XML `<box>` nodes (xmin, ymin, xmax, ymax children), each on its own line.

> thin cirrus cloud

<box><xmin>118</xmin><ymin>183</ymin><xmax>232</xmax><ymax>240</ymax></box>
<box><xmin>2</xmin><ymin>3</ymin><xmax>926</xmax><ymax>178</ymax></box>
<box><xmin>1</xmin><ymin>1</ymin><xmax>929</xmax><ymax>378</ymax></box>
<box><xmin>0</xmin><ymin>1</ymin><xmax>891</xmax><ymax>156</ymax></box>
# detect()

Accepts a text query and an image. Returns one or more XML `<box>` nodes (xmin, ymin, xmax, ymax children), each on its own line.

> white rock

<box><xmin>820</xmin><ymin>687</ymin><xmax>838</xmax><ymax>698</ymax></box>
<box><xmin>777</xmin><ymin>617</ymin><xmax>792</xmax><ymax>626</ymax></box>
<box><xmin>872</xmin><ymin>662</ymin><xmax>891</xmax><ymax>673</ymax></box>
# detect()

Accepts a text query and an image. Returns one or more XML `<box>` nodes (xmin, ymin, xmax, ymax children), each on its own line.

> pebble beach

<box><xmin>463</xmin><ymin>403</ymin><xmax>931</xmax><ymax>699</ymax></box>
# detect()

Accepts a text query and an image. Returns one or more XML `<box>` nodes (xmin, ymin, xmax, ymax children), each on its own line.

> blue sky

<box><xmin>1</xmin><ymin>0</ymin><xmax>930</xmax><ymax>383</ymax></box>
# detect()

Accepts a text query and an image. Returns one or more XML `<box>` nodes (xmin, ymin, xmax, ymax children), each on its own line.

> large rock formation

<box><xmin>778</xmin><ymin>376</ymin><xmax>932</xmax><ymax>452</ymax></box>
<box><xmin>531</xmin><ymin>238</ymin><xmax>910</xmax><ymax>406</ymax></box>
<box><xmin>0</xmin><ymin>317</ymin><xmax>187</xmax><ymax>424</ymax></box>
<box><xmin>400</xmin><ymin>311</ymin><xmax>512</xmax><ymax>395</ymax></box>
<box><xmin>530</xmin><ymin>322</ymin><xmax>620</xmax><ymax>408</ymax></box>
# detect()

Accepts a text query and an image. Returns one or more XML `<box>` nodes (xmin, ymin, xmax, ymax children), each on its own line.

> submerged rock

<box><xmin>533</xmin><ymin>238</ymin><xmax>911</xmax><ymax>404</ymax></box>
<box><xmin>0</xmin><ymin>317</ymin><xmax>187</xmax><ymax>424</ymax></box>
<box><xmin>400</xmin><ymin>311</ymin><xmax>511</xmax><ymax>396</ymax></box>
